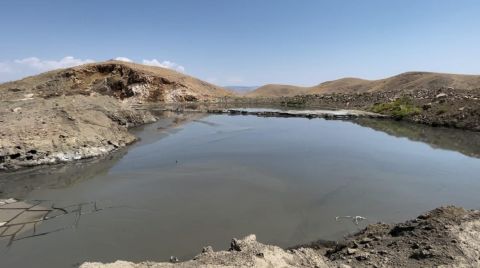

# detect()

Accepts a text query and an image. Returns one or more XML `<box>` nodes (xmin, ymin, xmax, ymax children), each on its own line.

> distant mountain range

<box><xmin>224</xmin><ymin>86</ymin><xmax>258</xmax><ymax>94</ymax></box>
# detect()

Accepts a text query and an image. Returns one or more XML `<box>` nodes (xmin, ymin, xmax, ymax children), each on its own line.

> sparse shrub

<box><xmin>370</xmin><ymin>97</ymin><xmax>421</xmax><ymax>119</ymax></box>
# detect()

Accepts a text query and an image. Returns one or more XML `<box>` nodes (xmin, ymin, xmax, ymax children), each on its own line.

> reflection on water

<box><xmin>1</xmin><ymin>114</ymin><xmax>480</xmax><ymax>268</ymax></box>
<box><xmin>0</xmin><ymin>150</ymin><xmax>127</xmax><ymax>199</ymax></box>
<box><xmin>0</xmin><ymin>111</ymin><xmax>205</xmax><ymax>199</ymax></box>
<box><xmin>354</xmin><ymin>118</ymin><xmax>480</xmax><ymax>159</ymax></box>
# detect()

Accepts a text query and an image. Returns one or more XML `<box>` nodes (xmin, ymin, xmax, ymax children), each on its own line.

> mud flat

<box><xmin>81</xmin><ymin>206</ymin><xmax>480</xmax><ymax>268</ymax></box>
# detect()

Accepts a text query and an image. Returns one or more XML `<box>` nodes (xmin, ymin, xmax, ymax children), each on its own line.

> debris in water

<box><xmin>0</xmin><ymin>199</ymin><xmax>111</xmax><ymax>246</ymax></box>
<box><xmin>335</xmin><ymin>215</ymin><xmax>367</xmax><ymax>225</ymax></box>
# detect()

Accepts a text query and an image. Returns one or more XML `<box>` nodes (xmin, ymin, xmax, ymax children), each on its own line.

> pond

<box><xmin>1</xmin><ymin>112</ymin><xmax>480</xmax><ymax>267</ymax></box>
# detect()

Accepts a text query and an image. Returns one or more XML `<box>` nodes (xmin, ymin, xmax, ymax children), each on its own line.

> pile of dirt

<box><xmin>80</xmin><ymin>206</ymin><xmax>480</xmax><ymax>267</ymax></box>
<box><xmin>322</xmin><ymin>206</ymin><xmax>480</xmax><ymax>267</ymax></box>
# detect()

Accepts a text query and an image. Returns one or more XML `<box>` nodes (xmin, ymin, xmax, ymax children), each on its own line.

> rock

<box><xmin>346</xmin><ymin>248</ymin><xmax>358</xmax><ymax>255</ymax></box>
<box><xmin>360</xmin><ymin>237</ymin><xmax>373</xmax><ymax>244</ymax></box>
<box><xmin>0</xmin><ymin>198</ymin><xmax>17</xmax><ymax>205</ymax></box>
<box><xmin>410</xmin><ymin>249</ymin><xmax>434</xmax><ymax>260</ymax></box>
<box><xmin>378</xmin><ymin>250</ymin><xmax>388</xmax><ymax>255</ymax></box>
<box><xmin>436</xmin><ymin>93</ymin><xmax>447</xmax><ymax>99</ymax></box>
<box><xmin>12</xmin><ymin>107</ymin><xmax>21</xmax><ymax>113</ymax></box>
<box><xmin>202</xmin><ymin>246</ymin><xmax>213</xmax><ymax>253</ymax></box>
<box><xmin>169</xmin><ymin>256</ymin><xmax>179</xmax><ymax>263</ymax></box>
<box><xmin>230</xmin><ymin>238</ymin><xmax>242</xmax><ymax>251</ymax></box>
<box><xmin>422</xmin><ymin>103</ymin><xmax>432</xmax><ymax>110</ymax></box>
<box><xmin>356</xmin><ymin>253</ymin><xmax>370</xmax><ymax>261</ymax></box>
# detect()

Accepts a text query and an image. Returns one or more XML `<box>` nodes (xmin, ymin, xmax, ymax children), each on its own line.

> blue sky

<box><xmin>0</xmin><ymin>0</ymin><xmax>479</xmax><ymax>85</ymax></box>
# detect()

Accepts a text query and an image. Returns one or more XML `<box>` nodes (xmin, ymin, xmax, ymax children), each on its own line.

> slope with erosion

<box><xmin>0</xmin><ymin>60</ymin><xmax>234</xmax><ymax>103</ymax></box>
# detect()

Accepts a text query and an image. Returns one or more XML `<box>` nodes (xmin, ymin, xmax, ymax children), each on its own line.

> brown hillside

<box><xmin>309</xmin><ymin>72</ymin><xmax>480</xmax><ymax>94</ymax></box>
<box><xmin>0</xmin><ymin>60</ymin><xmax>234</xmax><ymax>102</ymax></box>
<box><xmin>245</xmin><ymin>84</ymin><xmax>308</xmax><ymax>97</ymax></box>
<box><xmin>246</xmin><ymin>72</ymin><xmax>480</xmax><ymax>97</ymax></box>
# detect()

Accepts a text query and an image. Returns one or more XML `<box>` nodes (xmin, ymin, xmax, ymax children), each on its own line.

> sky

<box><xmin>0</xmin><ymin>0</ymin><xmax>479</xmax><ymax>86</ymax></box>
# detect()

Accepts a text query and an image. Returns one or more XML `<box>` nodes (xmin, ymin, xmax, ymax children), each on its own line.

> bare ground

<box><xmin>0</xmin><ymin>95</ymin><xmax>156</xmax><ymax>170</ymax></box>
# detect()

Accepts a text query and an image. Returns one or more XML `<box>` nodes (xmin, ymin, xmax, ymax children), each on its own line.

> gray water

<box><xmin>1</xmin><ymin>114</ymin><xmax>480</xmax><ymax>267</ymax></box>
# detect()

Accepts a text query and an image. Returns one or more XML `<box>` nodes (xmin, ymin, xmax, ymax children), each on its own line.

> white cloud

<box><xmin>0</xmin><ymin>56</ymin><xmax>95</xmax><ymax>82</ymax></box>
<box><xmin>142</xmin><ymin>59</ymin><xmax>185</xmax><ymax>72</ymax></box>
<box><xmin>14</xmin><ymin>56</ymin><xmax>95</xmax><ymax>71</ymax></box>
<box><xmin>114</xmin><ymin>57</ymin><xmax>133</xmax><ymax>63</ymax></box>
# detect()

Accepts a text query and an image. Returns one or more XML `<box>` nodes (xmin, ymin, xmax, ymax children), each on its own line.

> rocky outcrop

<box><xmin>80</xmin><ymin>206</ymin><xmax>480</xmax><ymax>268</ymax></box>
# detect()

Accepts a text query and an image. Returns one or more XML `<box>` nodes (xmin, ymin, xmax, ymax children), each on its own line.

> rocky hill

<box><xmin>246</xmin><ymin>72</ymin><xmax>480</xmax><ymax>97</ymax></box>
<box><xmin>0</xmin><ymin>60</ymin><xmax>234</xmax><ymax>103</ymax></box>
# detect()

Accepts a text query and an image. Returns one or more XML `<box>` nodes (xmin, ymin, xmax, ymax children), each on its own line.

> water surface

<box><xmin>1</xmin><ymin>114</ymin><xmax>480</xmax><ymax>267</ymax></box>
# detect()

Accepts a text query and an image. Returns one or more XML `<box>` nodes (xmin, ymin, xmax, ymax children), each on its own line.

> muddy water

<box><xmin>1</xmin><ymin>114</ymin><xmax>480</xmax><ymax>267</ymax></box>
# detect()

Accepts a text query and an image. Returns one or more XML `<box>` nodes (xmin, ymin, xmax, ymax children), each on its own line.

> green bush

<box><xmin>370</xmin><ymin>97</ymin><xmax>421</xmax><ymax>119</ymax></box>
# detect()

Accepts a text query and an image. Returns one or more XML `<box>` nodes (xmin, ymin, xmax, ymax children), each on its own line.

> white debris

<box><xmin>336</xmin><ymin>215</ymin><xmax>367</xmax><ymax>225</ymax></box>
<box><xmin>0</xmin><ymin>198</ymin><xmax>17</xmax><ymax>206</ymax></box>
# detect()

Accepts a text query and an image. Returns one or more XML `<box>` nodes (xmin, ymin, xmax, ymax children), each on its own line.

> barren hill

<box><xmin>0</xmin><ymin>60</ymin><xmax>234</xmax><ymax>102</ymax></box>
<box><xmin>245</xmin><ymin>84</ymin><xmax>308</xmax><ymax>97</ymax></box>
<box><xmin>246</xmin><ymin>72</ymin><xmax>480</xmax><ymax>97</ymax></box>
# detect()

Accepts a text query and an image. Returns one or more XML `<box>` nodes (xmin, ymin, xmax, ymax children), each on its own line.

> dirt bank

<box><xmin>80</xmin><ymin>206</ymin><xmax>480</xmax><ymax>267</ymax></box>
<box><xmin>0</xmin><ymin>94</ymin><xmax>155</xmax><ymax>170</ymax></box>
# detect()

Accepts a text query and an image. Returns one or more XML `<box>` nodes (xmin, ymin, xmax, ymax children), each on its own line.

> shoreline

<box><xmin>80</xmin><ymin>206</ymin><xmax>480</xmax><ymax>267</ymax></box>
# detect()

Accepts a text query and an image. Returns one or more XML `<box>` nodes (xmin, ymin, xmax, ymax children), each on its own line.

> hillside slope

<box><xmin>0</xmin><ymin>60</ymin><xmax>234</xmax><ymax>102</ymax></box>
<box><xmin>309</xmin><ymin>72</ymin><xmax>480</xmax><ymax>94</ymax></box>
<box><xmin>246</xmin><ymin>72</ymin><xmax>480</xmax><ymax>97</ymax></box>
<box><xmin>245</xmin><ymin>84</ymin><xmax>308</xmax><ymax>97</ymax></box>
